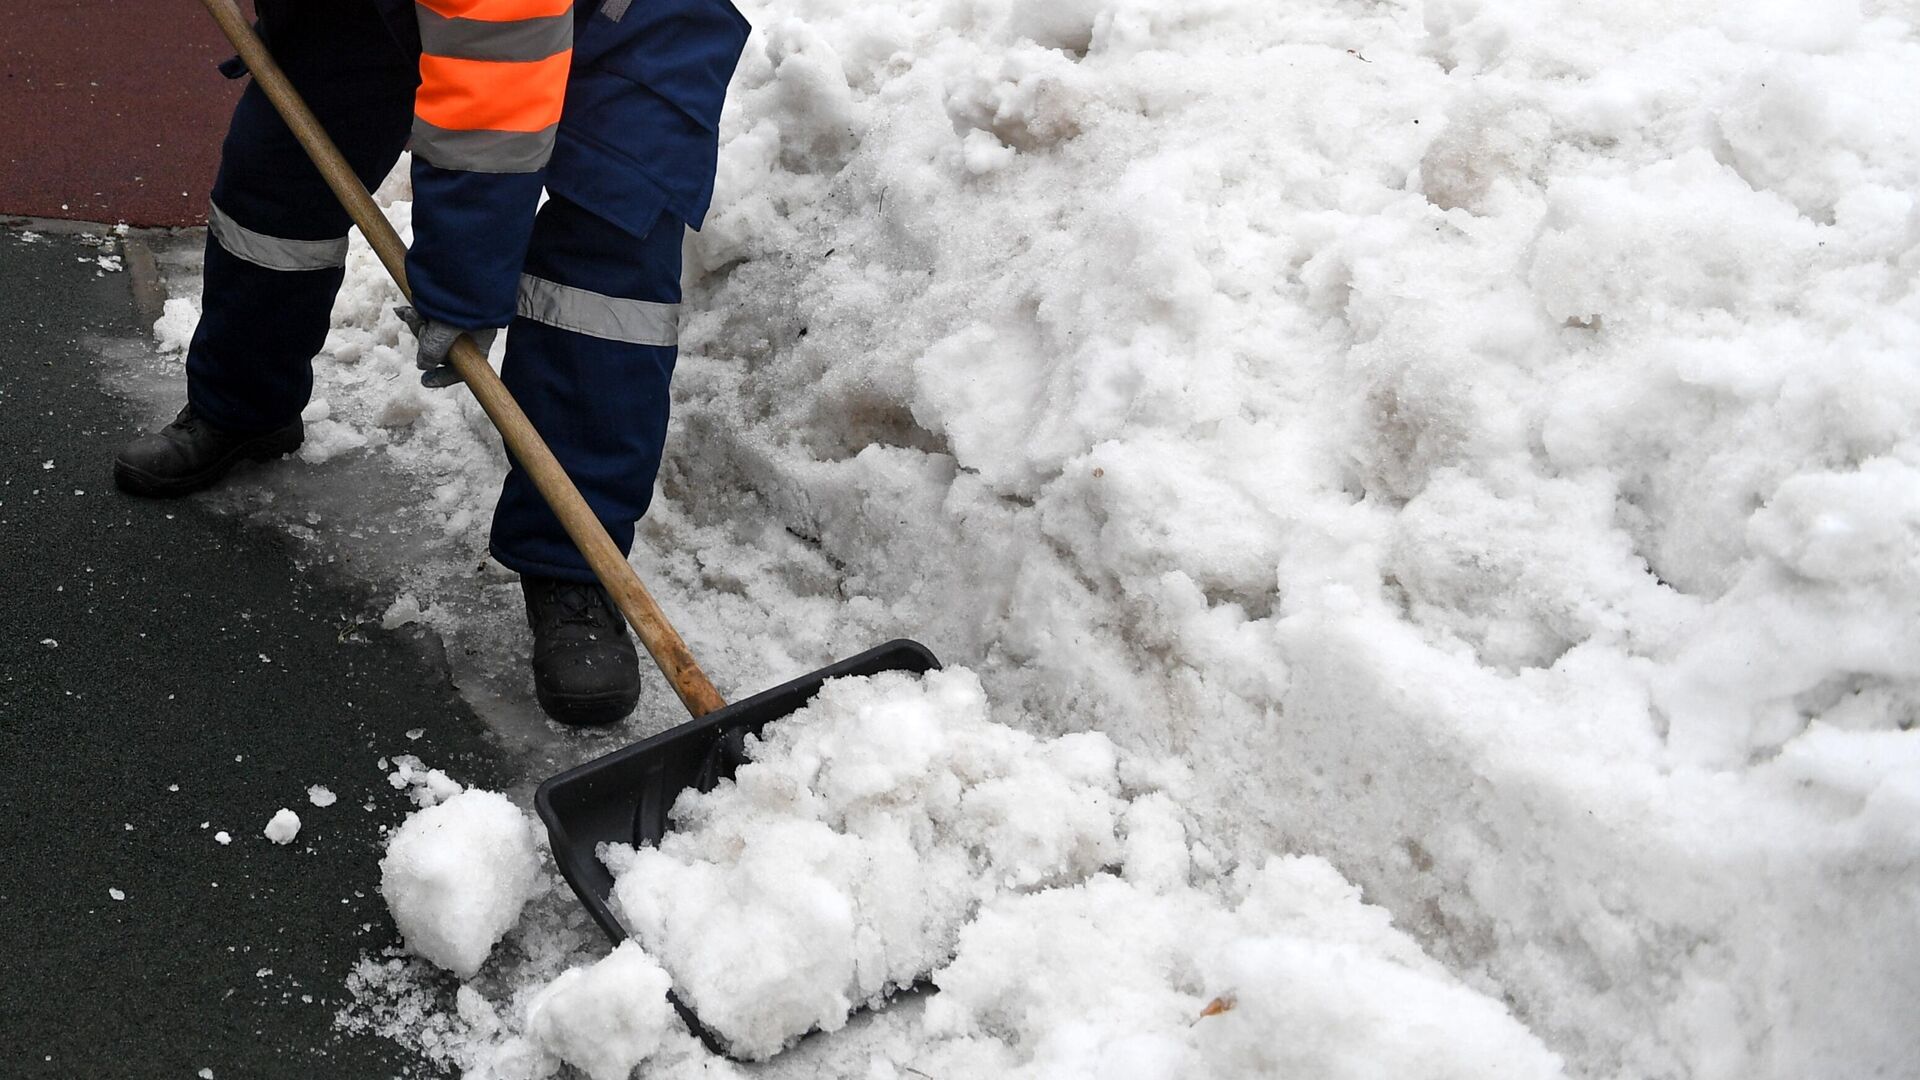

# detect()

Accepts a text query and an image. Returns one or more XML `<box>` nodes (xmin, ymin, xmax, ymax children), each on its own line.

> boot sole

<box><xmin>113</xmin><ymin>424</ymin><xmax>304</xmax><ymax>498</ymax></box>
<box><xmin>536</xmin><ymin>685</ymin><xmax>641</xmax><ymax>728</ymax></box>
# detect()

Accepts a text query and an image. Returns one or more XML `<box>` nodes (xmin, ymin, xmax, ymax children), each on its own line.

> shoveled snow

<box><xmin>263</xmin><ymin>809</ymin><xmax>301</xmax><ymax>845</ymax></box>
<box><xmin>357</xmin><ymin>671</ymin><xmax>1558</xmax><ymax>1077</ymax></box>
<box><xmin>603</xmin><ymin>668</ymin><xmax>1138</xmax><ymax>1059</ymax></box>
<box><xmin>379</xmin><ymin>789</ymin><xmax>540</xmax><ymax>979</ymax></box>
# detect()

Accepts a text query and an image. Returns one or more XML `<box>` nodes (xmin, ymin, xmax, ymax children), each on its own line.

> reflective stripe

<box><xmin>418</xmin><ymin>0</ymin><xmax>572</xmax><ymax>19</ymax></box>
<box><xmin>207</xmin><ymin>203</ymin><xmax>348</xmax><ymax>272</ymax></box>
<box><xmin>517</xmin><ymin>274</ymin><xmax>679</xmax><ymax>346</ymax></box>
<box><xmin>600</xmin><ymin>0</ymin><xmax>632</xmax><ymax>20</ymax></box>
<box><xmin>416</xmin><ymin>50</ymin><xmax>572</xmax><ymax>133</ymax></box>
<box><xmin>417</xmin><ymin>8</ymin><xmax>572</xmax><ymax>63</ymax></box>
<box><xmin>412</xmin><ymin>119</ymin><xmax>558</xmax><ymax>173</ymax></box>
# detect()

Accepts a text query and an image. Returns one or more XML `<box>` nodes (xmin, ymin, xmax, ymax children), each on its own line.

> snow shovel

<box><xmin>199</xmin><ymin>0</ymin><xmax>942</xmax><ymax>1052</ymax></box>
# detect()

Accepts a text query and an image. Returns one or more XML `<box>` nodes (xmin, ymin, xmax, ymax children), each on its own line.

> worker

<box><xmin>110</xmin><ymin>0</ymin><xmax>750</xmax><ymax>726</ymax></box>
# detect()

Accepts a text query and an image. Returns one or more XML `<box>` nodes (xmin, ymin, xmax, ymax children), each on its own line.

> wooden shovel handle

<box><xmin>199</xmin><ymin>0</ymin><xmax>728</xmax><ymax>719</ymax></box>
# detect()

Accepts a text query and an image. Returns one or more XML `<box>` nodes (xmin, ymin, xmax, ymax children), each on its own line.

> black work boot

<box><xmin>113</xmin><ymin>405</ymin><xmax>303</xmax><ymax>498</ymax></box>
<box><xmin>522</xmin><ymin>576</ymin><xmax>642</xmax><ymax>727</ymax></box>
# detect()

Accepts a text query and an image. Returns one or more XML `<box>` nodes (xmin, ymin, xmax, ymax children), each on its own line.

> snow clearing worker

<box><xmin>111</xmin><ymin>0</ymin><xmax>750</xmax><ymax>726</ymax></box>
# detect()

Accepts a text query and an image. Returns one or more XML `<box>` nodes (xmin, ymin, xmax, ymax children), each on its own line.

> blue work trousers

<box><xmin>185</xmin><ymin>0</ymin><xmax>683</xmax><ymax>583</ymax></box>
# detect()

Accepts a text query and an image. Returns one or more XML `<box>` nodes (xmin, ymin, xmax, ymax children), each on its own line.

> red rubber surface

<box><xmin>1</xmin><ymin>0</ymin><xmax>243</xmax><ymax>227</ymax></box>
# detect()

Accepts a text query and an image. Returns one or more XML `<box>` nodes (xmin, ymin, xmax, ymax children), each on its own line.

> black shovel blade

<box><xmin>534</xmin><ymin>639</ymin><xmax>941</xmax><ymax>946</ymax></box>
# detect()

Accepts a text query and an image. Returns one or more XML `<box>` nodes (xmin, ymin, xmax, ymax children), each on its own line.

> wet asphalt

<box><xmin>0</xmin><ymin>226</ymin><xmax>507</xmax><ymax>1078</ymax></box>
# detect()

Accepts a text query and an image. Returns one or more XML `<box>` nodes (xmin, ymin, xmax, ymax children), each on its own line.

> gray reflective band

<box><xmin>416</xmin><ymin>7</ymin><xmax>573</xmax><ymax>63</ymax></box>
<box><xmin>600</xmin><ymin>0</ymin><xmax>632</xmax><ymax>21</ymax></box>
<box><xmin>207</xmin><ymin>203</ymin><xmax>348</xmax><ymax>272</ymax></box>
<box><xmin>411</xmin><ymin>120</ymin><xmax>557</xmax><ymax>174</ymax></box>
<box><xmin>517</xmin><ymin>274</ymin><xmax>679</xmax><ymax>346</ymax></box>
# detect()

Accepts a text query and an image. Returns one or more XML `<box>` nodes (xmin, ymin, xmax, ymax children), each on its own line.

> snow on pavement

<box><xmin>147</xmin><ymin>0</ymin><xmax>1920</xmax><ymax>1076</ymax></box>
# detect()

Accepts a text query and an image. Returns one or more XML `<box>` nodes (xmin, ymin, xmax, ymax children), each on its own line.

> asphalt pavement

<box><xmin>0</xmin><ymin>226</ymin><xmax>505</xmax><ymax>1077</ymax></box>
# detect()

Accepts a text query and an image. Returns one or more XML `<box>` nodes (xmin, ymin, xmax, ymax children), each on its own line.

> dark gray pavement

<box><xmin>0</xmin><ymin>227</ymin><xmax>505</xmax><ymax>1077</ymax></box>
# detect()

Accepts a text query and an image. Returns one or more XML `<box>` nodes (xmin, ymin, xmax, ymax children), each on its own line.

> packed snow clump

<box><xmin>263</xmin><ymin>808</ymin><xmax>301</xmax><ymax>845</ymax></box>
<box><xmin>153</xmin><ymin>297</ymin><xmax>199</xmax><ymax>355</ymax></box>
<box><xmin>380</xmin><ymin>789</ymin><xmax>540</xmax><ymax>979</ymax></box>
<box><xmin>602</xmin><ymin>667</ymin><xmax>1138</xmax><ymax>1059</ymax></box>
<box><xmin>525</xmin><ymin>941</ymin><xmax>677</xmax><ymax>1080</ymax></box>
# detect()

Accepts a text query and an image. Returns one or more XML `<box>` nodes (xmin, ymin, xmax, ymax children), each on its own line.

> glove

<box><xmin>395</xmin><ymin>306</ymin><xmax>498</xmax><ymax>389</ymax></box>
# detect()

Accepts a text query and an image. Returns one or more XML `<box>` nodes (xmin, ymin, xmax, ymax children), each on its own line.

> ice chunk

<box><xmin>386</xmin><ymin>754</ymin><xmax>462</xmax><ymax>807</ymax></box>
<box><xmin>380</xmin><ymin>593</ymin><xmax>425</xmax><ymax>630</ymax></box>
<box><xmin>264</xmin><ymin>809</ymin><xmax>301</xmax><ymax>845</ymax></box>
<box><xmin>379</xmin><ymin>789</ymin><xmax>538</xmax><ymax>978</ymax></box>
<box><xmin>308</xmin><ymin>785</ymin><xmax>337</xmax><ymax>808</ymax></box>
<box><xmin>152</xmin><ymin>297</ymin><xmax>199</xmax><ymax>355</ymax></box>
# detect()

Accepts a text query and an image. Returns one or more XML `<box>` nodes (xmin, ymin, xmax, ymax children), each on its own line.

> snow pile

<box><xmin>601</xmin><ymin>668</ymin><xmax>1138</xmax><ymax>1059</ymax></box>
<box><xmin>660</xmin><ymin>2</ymin><xmax>1920</xmax><ymax>1074</ymax></box>
<box><xmin>380</xmin><ymin>789</ymin><xmax>541</xmax><ymax>978</ymax></box>
<box><xmin>919</xmin><ymin>857</ymin><xmax>1562</xmax><ymax>1080</ymax></box>
<box><xmin>149</xmin><ymin>0</ymin><xmax>1920</xmax><ymax>1074</ymax></box>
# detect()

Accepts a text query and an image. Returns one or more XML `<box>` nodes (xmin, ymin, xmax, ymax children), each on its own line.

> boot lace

<box><xmin>547</xmin><ymin>582</ymin><xmax>613</xmax><ymax>628</ymax></box>
<box><xmin>169</xmin><ymin>405</ymin><xmax>210</xmax><ymax>438</ymax></box>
